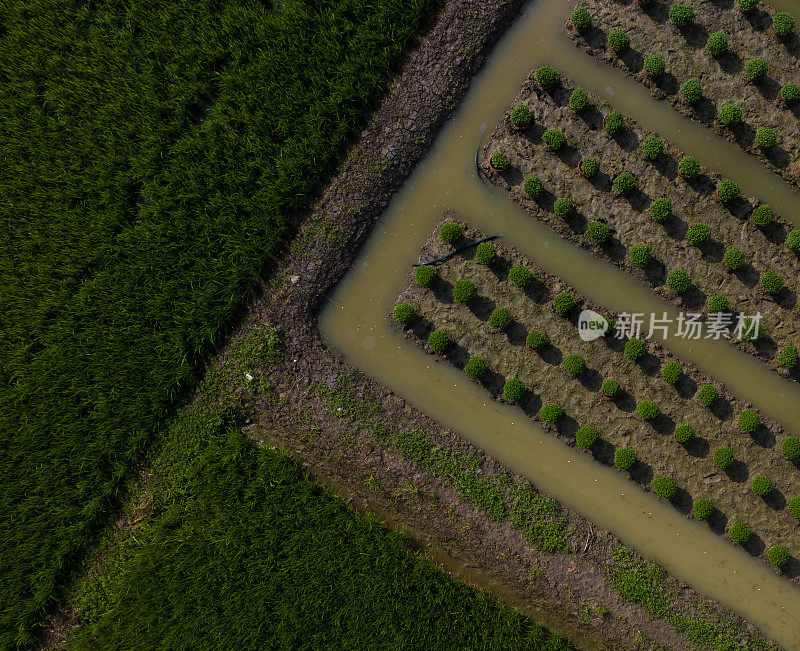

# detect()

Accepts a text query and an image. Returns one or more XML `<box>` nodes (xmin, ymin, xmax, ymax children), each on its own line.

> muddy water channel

<box><xmin>321</xmin><ymin>0</ymin><xmax>800</xmax><ymax>646</ymax></box>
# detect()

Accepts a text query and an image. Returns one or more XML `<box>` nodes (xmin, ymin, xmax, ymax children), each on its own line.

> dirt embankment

<box><xmin>569</xmin><ymin>0</ymin><xmax>800</xmax><ymax>187</ymax></box>
<box><xmin>481</xmin><ymin>74</ymin><xmax>800</xmax><ymax>382</ymax></box>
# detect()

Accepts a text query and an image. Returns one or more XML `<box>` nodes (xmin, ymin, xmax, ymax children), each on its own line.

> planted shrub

<box><xmin>508</xmin><ymin>265</ymin><xmax>533</xmax><ymax>288</ymax></box>
<box><xmin>427</xmin><ymin>329</ymin><xmax>450</xmax><ymax>352</ymax></box>
<box><xmin>524</xmin><ymin>175</ymin><xmax>544</xmax><ymax>199</ymax></box>
<box><xmin>724</xmin><ymin>246</ymin><xmax>745</xmax><ymax>271</ymax></box>
<box><xmin>678</xmin><ymin>155</ymin><xmax>701</xmax><ymax>178</ymax></box>
<box><xmin>629</xmin><ymin>244</ymin><xmax>650</xmax><ymax>267</ymax></box>
<box><xmin>603</xmin><ymin>110</ymin><xmax>624</xmax><ymax>134</ymax></box>
<box><xmin>571</xmin><ymin>7</ymin><xmax>592</xmax><ymax>30</ymax></box>
<box><xmin>535</xmin><ymin>65</ymin><xmax>559</xmax><ymax>88</ymax></box>
<box><xmin>637</xmin><ymin>400</ymin><xmax>660</xmax><ymax>420</ymax></box>
<box><xmin>778</xmin><ymin>345</ymin><xmax>799</xmax><ymax>369</ymax></box>
<box><xmin>564</xmin><ymin>354</ymin><xmax>586</xmax><ymax>376</ymax></box>
<box><xmin>687</xmin><ymin>223</ymin><xmax>711</xmax><ymax>246</ymax></box>
<box><xmin>675</xmin><ymin>424</ymin><xmax>696</xmax><ymax>444</ymax></box>
<box><xmin>440</xmin><ymin>221</ymin><xmax>462</xmax><ymax>244</ymax></box>
<box><xmin>745</xmin><ymin>57</ymin><xmax>768</xmax><ymax>80</ymax></box>
<box><xmin>739</xmin><ymin>0</ymin><xmax>758</xmax><ymax>10</ymax></box>
<box><xmin>649</xmin><ymin>198</ymin><xmax>672</xmax><ymax>223</ymax></box>
<box><xmin>707</xmin><ymin>294</ymin><xmax>729</xmax><ymax>313</ymax></box>
<box><xmin>510</xmin><ymin>103</ymin><xmax>532</xmax><ymax>128</ymax></box>
<box><xmin>773</xmin><ymin>11</ymin><xmax>795</xmax><ymax>37</ymax></box>
<box><xmin>740</xmin><ymin>316</ymin><xmax>763</xmax><ymax>342</ymax></box>
<box><xmin>553</xmin><ymin>197</ymin><xmax>573</xmax><ymax>218</ymax></box>
<box><xmin>415</xmin><ymin>265</ymin><xmax>436</xmax><ymax>287</ymax></box>
<box><xmin>752</xmin><ymin>475</ymin><xmax>773</xmax><ymax>496</ymax></box>
<box><xmin>669</xmin><ymin>3</ymin><xmax>695</xmax><ymax>26</ymax></box>
<box><xmin>452</xmin><ymin>279</ymin><xmax>477</xmax><ymax>304</ymax></box>
<box><xmin>718</xmin><ymin>103</ymin><xmax>742</xmax><ymax>127</ymax></box>
<box><xmin>697</xmin><ymin>383</ymin><xmax>719</xmax><ymax>407</ymax></box>
<box><xmin>602</xmin><ymin>379</ymin><xmax>621</xmax><ymax>399</ymax></box>
<box><xmin>579</xmin><ymin>157</ymin><xmax>598</xmax><ymax>177</ymax></box>
<box><xmin>569</xmin><ymin>87</ymin><xmax>590</xmax><ymax>111</ymax></box>
<box><xmin>475</xmin><ymin>241</ymin><xmax>496</xmax><ymax>264</ymax></box>
<box><xmin>527</xmin><ymin>329</ymin><xmax>548</xmax><ymax>350</ymax></box>
<box><xmin>542</xmin><ymin>129</ymin><xmax>566</xmax><ymax>150</ymax></box>
<box><xmin>575</xmin><ymin>425</ymin><xmax>598</xmax><ymax>449</ymax></box>
<box><xmin>768</xmin><ymin>546</ymin><xmax>791</xmax><ymax>568</ymax></box>
<box><xmin>693</xmin><ymin>499</ymin><xmax>713</xmax><ymax>520</ymax></box>
<box><xmin>761</xmin><ymin>270</ymin><xmax>784</xmax><ymax>294</ymax></box>
<box><xmin>728</xmin><ymin>521</ymin><xmax>751</xmax><ymax>544</ymax></box>
<box><xmin>738</xmin><ymin>409</ymin><xmax>760</xmax><ymax>434</ymax></box>
<box><xmin>717</xmin><ymin>179</ymin><xmax>740</xmax><ymax>202</ymax></box>
<box><xmin>662</xmin><ymin>361</ymin><xmax>682</xmax><ymax>384</ymax></box>
<box><xmin>781</xmin><ymin>82</ymin><xmax>800</xmax><ymax>103</ymax></box>
<box><xmin>553</xmin><ymin>292</ymin><xmax>576</xmax><ymax>315</ymax></box>
<box><xmin>503</xmin><ymin>377</ymin><xmax>525</xmax><ymax>402</ymax></box>
<box><xmin>781</xmin><ymin>436</ymin><xmax>800</xmax><ymax>460</ymax></box>
<box><xmin>613</xmin><ymin>172</ymin><xmax>636</xmax><ymax>195</ymax></box>
<box><xmin>714</xmin><ymin>446</ymin><xmax>735</xmax><ymax>470</ymax></box>
<box><xmin>489</xmin><ymin>307</ymin><xmax>512</xmax><ymax>330</ymax></box>
<box><xmin>464</xmin><ymin>356</ymin><xmax>487</xmax><ymax>380</ymax></box>
<box><xmin>652</xmin><ymin>476</ymin><xmax>677</xmax><ymax>500</ymax></box>
<box><xmin>706</xmin><ymin>31</ymin><xmax>728</xmax><ymax>56</ymax></box>
<box><xmin>755</xmin><ymin>127</ymin><xmax>777</xmax><ymax>148</ymax></box>
<box><xmin>752</xmin><ymin>204</ymin><xmax>774</xmax><ymax>226</ymax></box>
<box><xmin>586</xmin><ymin>221</ymin><xmax>610</xmax><ymax>244</ymax></box>
<box><xmin>539</xmin><ymin>402</ymin><xmax>564</xmax><ymax>423</ymax></box>
<box><xmin>615</xmin><ymin>447</ymin><xmax>637</xmax><ymax>470</ymax></box>
<box><xmin>490</xmin><ymin>152</ymin><xmax>509</xmax><ymax>171</ymax></box>
<box><xmin>392</xmin><ymin>303</ymin><xmax>415</xmax><ymax>325</ymax></box>
<box><xmin>790</xmin><ymin>496</ymin><xmax>800</xmax><ymax>521</ymax></box>
<box><xmin>608</xmin><ymin>29</ymin><xmax>630</xmax><ymax>53</ymax></box>
<box><xmin>625</xmin><ymin>338</ymin><xmax>646</xmax><ymax>361</ymax></box>
<box><xmin>681</xmin><ymin>78</ymin><xmax>703</xmax><ymax>103</ymax></box>
<box><xmin>641</xmin><ymin>135</ymin><xmax>664</xmax><ymax>161</ymax></box>
<box><xmin>643</xmin><ymin>54</ymin><xmax>665</xmax><ymax>77</ymax></box>
<box><xmin>787</xmin><ymin>229</ymin><xmax>800</xmax><ymax>252</ymax></box>
<box><xmin>666</xmin><ymin>269</ymin><xmax>691</xmax><ymax>294</ymax></box>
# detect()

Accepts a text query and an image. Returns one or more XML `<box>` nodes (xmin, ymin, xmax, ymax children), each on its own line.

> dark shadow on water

<box><xmin>707</xmin><ymin>508</ymin><xmax>728</xmax><ymax>536</ymax></box>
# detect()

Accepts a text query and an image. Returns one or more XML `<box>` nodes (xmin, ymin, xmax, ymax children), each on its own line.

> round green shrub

<box><xmin>564</xmin><ymin>354</ymin><xmax>586</xmax><ymax>376</ymax></box>
<box><xmin>662</xmin><ymin>361</ymin><xmax>682</xmax><ymax>384</ymax></box>
<box><xmin>740</xmin><ymin>316</ymin><xmax>763</xmax><ymax>342</ymax></box>
<box><xmin>724</xmin><ymin>246</ymin><xmax>745</xmax><ymax>271</ymax></box>
<box><xmin>739</xmin><ymin>0</ymin><xmax>758</xmax><ymax>9</ymax></box>
<box><xmin>717</xmin><ymin>179</ymin><xmax>740</xmax><ymax>202</ymax></box>
<box><xmin>681</xmin><ymin>78</ymin><xmax>703</xmax><ymax>103</ymax></box>
<box><xmin>643</xmin><ymin>54</ymin><xmax>665</xmax><ymax>77</ymax></box>
<box><xmin>554</xmin><ymin>197</ymin><xmax>573</xmax><ymax>218</ymax></box>
<box><xmin>693</xmin><ymin>498</ymin><xmax>713</xmax><ymax>520</ymax></box>
<box><xmin>608</xmin><ymin>29</ymin><xmax>630</xmax><ymax>53</ymax></box>
<box><xmin>642</xmin><ymin>135</ymin><xmax>664</xmax><ymax>160</ymax></box>
<box><xmin>653</xmin><ymin>476</ymin><xmax>677</xmax><ymax>500</ymax></box>
<box><xmin>738</xmin><ymin>409</ymin><xmax>760</xmax><ymax>434</ymax></box>
<box><xmin>781</xmin><ymin>82</ymin><xmax>800</xmax><ymax>103</ymax></box>
<box><xmin>745</xmin><ymin>57</ymin><xmax>768</xmax><ymax>80</ymax></box>
<box><xmin>613</xmin><ymin>172</ymin><xmax>636</xmax><ymax>195</ymax></box>
<box><xmin>718</xmin><ymin>103</ymin><xmax>742</xmax><ymax>127</ymax></box>
<box><xmin>675</xmin><ymin>424</ymin><xmax>696</xmax><ymax>444</ymax></box>
<box><xmin>669</xmin><ymin>3</ymin><xmax>695</xmax><ymax>26</ymax></box>
<box><xmin>535</xmin><ymin>65</ymin><xmax>559</xmax><ymax>88</ymax></box>
<box><xmin>602</xmin><ymin>379</ymin><xmax>621</xmax><ymax>399</ymax></box>
<box><xmin>392</xmin><ymin>303</ymin><xmax>416</xmax><ymax>325</ymax></box>
<box><xmin>508</xmin><ymin>265</ymin><xmax>533</xmax><ymax>288</ymax></box>
<box><xmin>666</xmin><ymin>268</ymin><xmax>691</xmax><ymax>294</ymax></box>
<box><xmin>452</xmin><ymin>278</ymin><xmax>477</xmax><ymax>304</ymax></box>
<box><xmin>575</xmin><ymin>425</ymin><xmax>598</xmax><ymax>449</ymax></box>
<box><xmin>489</xmin><ymin>307</ymin><xmax>512</xmax><ymax>330</ymax></box>
<box><xmin>728</xmin><ymin>521</ymin><xmax>751</xmax><ymax>544</ymax></box>
<box><xmin>706</xmin><ymin>31</ymin><xmax>729</xmax><ymax>56</ymax></box>
<box><xmin>542</xmin><ymin>129</ymin><xmax>566</xmax><ymax>150</ymax></box>
<box><xmin>752</xmin><ymin>475</ymin><xmax>773</xmax><ymax>496</ymax></box>
<box><xmin>778</xmin><ymin>345</ymin><xmax>799</xmax><ymax>369</ymax></box>
<box><xmin>625</xmin><ymin>338</ymin><xmax>646</xmax><ymax>361</ymax></box>
<box><xmin>773</xmin><ymin>11</ymin><xmax>795</xmax><ymax>37</ymax></box>
<box><xmin>569</xmin><ymin>87</ymin><xmax>590</xmax><ymax>111</ymax></box>
<box><xmin>553</xmin><ymin>292</ymin><xmax>576</xmax><ymax>315</ymax></box>
<box><xmin>603</xmin><ymin>110</ymin><xmax>624</xmax><ymax>134</ymax></box>
<box><xmin>510</xmin><ymin>103</ymin><xmax>532</xmax><ymax>128</ymax></box>
<box><xmin>428</xmin><ymin>329</ymin><xmax>450</xmax><ymax>352</ymax></box>
<box><xmin>768</xmin><ymin>546</ymin><xmax>791</xmax><ymax>567</ymax></box>
<box><xmin>615</xmin><ymin>447</ymin><xmax>637</xmax><ymax>471</ymax></box>
<box><xmin>475</xmin><ymin>241</ymin><xmax>496</xmax><ymax>264</ymax></box>
<box><xmin>527</xmin><ymin>329</ymin><xmax>548</xmax><ymax>350</ymax></box>
<box><xmin>789</xmin><ymin>496</ymin><xmax>800</xmax><ymax>521</ymax></box>
<box><xmin>629</xmin><ymin>244</ymin><xmax>651</xmax><ymax>267</ymax></box>
<box><xmin>637</xmin><ymin>400</ymin><xmax>660</xmax><ymax>420</ymax></box>
<box><xmin>781</xmin><ymin>436</ymin><xmax>800</xmax><ymax>460</ymax></box>
<box><xmin>697</xmin><ymin>383</ymin><xmax>719</xmax><ymax>407</ymax></box>
<box><xmin>490</xmin><ymin>152</ymin><xmax>509</xmax><ymax>170</ymax></box>
<box><xmin>586</xmin><ymin>221</ymin><xmax>610</xmax><ymax>244</ymax></box>
<box><xmin>539</xmin><ymin>403</ymin><xmax>564</xmax><ymax>423</ymax></box>
<box><xmin>752</xmin><ymin>204</ymin><xmax>774</xmax><ymax>226</ymax></box>
<box><xmin>415</xmin><ymin>265</ymin><xmax>436</xmax><ymax>287</ymax></box>
<box><xmin>761</xmin><ymin>270</ymin><xmax>784</xmax><ymax>294</ymax></box>
<box><xmin>714</xmin><ymin>446</ymin><xmax>735</xmax><ymax>470</ymax></box>
<box><xmin>756</xmin><ymin>127</ymin><xmax>777</xmax><ymax>148</ymax></box>
<box><xmin>649</xmin><ymin>197</ymin><xmax>672</xmax><ymax>223</ymax></box>
<box><xmin>440</xmin><ymin>222</ymin><xmax>462</xmax><ymax>244</ymax></box>
<box><xmin>687</xmin><ymin>223</ymin><xmax>711</xmax><ymax>246</ymax></box>
<box><xmin>503</xmin><ymin>377</ymin><xmax>525</xmax><ymax>402</ymax></box>
<box><xmin>707</xmin><ymin>293</ymin><xmax>729</xmax><ymax>313</ymax></box>
<box><xmin>524</xmin><ymin>175</ymin><xmax>544</xmax><ymax>199</ymax></box>
<box><xmin>579</xmin><ymin>157</ymin><xmax>598</xmax><ymax>177</ymax></box>
<box><xmin>679</xmin><ymin>155</ymin><xmax>701</xmax><ymax>178</ymax></box>
<box><xmin>464</xmin><ymin>356</ymin><xmax>487</xmax><ymax>380</ymax></box>
<box><xmin>786</xmin><ymin>229</ymin><xmax>800</xmax><ymax>252</ymax></box>
<box><xmin>571</xmin><ymin>7</ymin><xmax>592</xmax><ymax>29</ymax></box>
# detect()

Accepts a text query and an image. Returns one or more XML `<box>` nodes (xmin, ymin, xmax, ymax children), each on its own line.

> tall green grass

<box><xmin>0</xmin><ymin>0</ymin><xmax>436</xmax><ymax>643</ymax></box>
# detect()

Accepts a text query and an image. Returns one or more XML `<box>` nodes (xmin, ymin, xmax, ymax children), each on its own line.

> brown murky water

<box><xmin>320</xmin><ymin>0</ymin><xmax>800</xmax><ymax>647</ymax></box>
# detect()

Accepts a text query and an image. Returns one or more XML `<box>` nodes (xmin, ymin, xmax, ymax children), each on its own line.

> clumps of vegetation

<box><xmin>569</xmin><ymin>87</ymin><xmax>590</xmax><ymax>111</ymax></box>
<box><xmin>787</xmin><ymin>229</ymin><xmax>800</xmax><ymax>252</ymax></box>
<box><xmin>681</xmin><ymin>78</ymin><xmax>703</xmax><ymax>103</ymax></box>
<box><xmin>415</xmin><ymin>265</ymin><xmax>436</xmax><ymax>287</ymax></box>
<box><xmin>503</xmin><ymin>378</ymin><xmax>526</xmax><ymax>402</ymax></box>
<box><xmin>717</xmin><ymin>179</ymin><xmax>740</xmax><ymax>202</ymax></box>
<box><xmin>745</xmin><ymin>57</ymin><xmax>768</xmax><ymax>80</ymax></box>
<box><xmin>625</xmin><ymin>338</ymin><xmax>646</xmax><ymax>361</ymax></box>
<box><xmin>440</xmin><ymin>222</ymin><xmax>462</xmax><ymax>244</ymax></box>
<box><xmin>707</xmin><ymin>294</ymin><xmax>728</xmax><ymax>313</ymax></box>
<box><xmin>629</xmin><ymin>244</ymin><xmax>651</xmax><ymax>267</ymax></box>
<box><xmin>790</xmin><ymin>497</ymin><xmax>800</xmax><ymax>521</ymax></box>
<box><xmin>564</xmin><ymin>354</ymin><xmax>587</xmax><ymax>376</ymax></box>
<box><xmin>643</xmin><ymin>54</ymin><xmax>665</xmax><ymax>77</ymax></box>
<box><xmin>613</xmin><ymin>172</ymin><xmax>636</xmax><ymax>195</ymax></box>
<box><xmin>464</xmin><ymin>357</ymin><xmax>487</xmax><ymax>380</ymax></box>
<box><xmin>603</xmin><ymin>109</ymin><xmax>624</xmax><ymax>134</ymax></box>
<box><xmin>649</xmin><ymin>198</ymin><xmax>672</xmax><ymax>223</ymax></box>
<box><xmin>510</xmin><ymin>103</ymin><xmax>532</xmax><ymax>128</ymax></box>
<box><xmin>571</xmin><ymin>7</ymin><xmax>592</xmax><ymax>30</ymax></box>
<box><xmin>768</xmin><ymin>546</ymin><xmax>791</xmax><ymax>568</ymax></box>
<box><xmin>678</xmin><ymin>155</ymin><xmax>701</xmax><ymax>178</ymax></box>
<box><xmin>452</xmin><ymin>279</ymin><xmax>477</xmax><ymax>304</ymax></box>
<box><xmin>666</xmin><ymin>269</ymin><xmax>691</xmax><ymax>294</ymax></box>
<box><xmin>662</xmin><ymin>361</ymin><xmax>682</xmax><ymax>384</ymax></box>
<box><xmin>669</xmin><ymin>3</ymin><xmax>695</xmax><ymax>26</ymax></box>
<box><xmin>728</xmin><ymin>521</ymin><xmax>752</xmax><ymax>544</ymax></box>
<box><xmin>686</xmin><ymin>223</ymin><xmax>711</xmax><ymax>246</ymax></box>
<box><xmin>539</xmin><ymin>403</ymin><xmax>564</xmax><ymax>423</ymax></box>
<box><xmin>393</xmin><ymin>303</ymin><xmax>416</xmax><ymax>325</ymax></box>
<box><xmin>738</xmin><ymin>409</ymin><xmax>760</xmax><ymax>434</ymax></box>
<box><xmin>652</xmin><ymin>476</ymin><xmax>677</xmax><ymax>500</ymax></box>
<box><xmin>739</xmin><ymin>0</ymin><xmax>758</xmax><ymax>11</ymax></box>
<box><xmin>740</xmin><ymin>316</ymin><xmax>763</xmax><ymax>342</ymax></box>
<box><xmin>602</xmin><ymin>379</ymin><xmax>621</xmax><ymax>399</ymax></box>
<box><xmin>527</xmin><ymin>330</ymin><xmax>548</xmax><ymax>350</ymax></box>
<box><xmin>428</xmin><ymin>329</ymin><xmax>451</xmax><ymax>352</ymax></box>
<box><xmin>508</xmin><ymin>265</ymin><xmax>534</xmax><ymax>288</ymax></box>
<box><xmin>490</xmin><ymin>152</ymin><xmax>509</xmax><ymax>171</ymax></box>
<box><xmin>553</xmin><ymin>197</ymin><xmax>573</xmax><ymax>218</ymax></box>
<box><xmin>781</xmin><ymin>436</ymin><xmax>800</xmax><ymax>460</ymax></box>
<box><xmin>718</xmin><ymin>103</ymin><xmax>742</xmax><ymax>127</ymax></box>
<box><xmin>553</xmin><ymin>292</ymin><xmax>576</xmax><ymax>315</ymax></box>
<box><xmin>641</xmin><ymin>135</ymin><xmax>665</xmax><ymax>161</ymax></box>
<box><xmin>637</xmin><ymin>400</ymin><xmax>660</xmax><ymax>420</ymax></box>
<box><xmin>778</xmin><ymin>345</ymin><xmax>799</xmax><ymax>369</ymax></box>
<box><xmin>615</xmin><ymin>448</ymin><xmax>637</xmax><ymax>470</ymax></box>
<box><xmin>697</xmin><ymin>384</ymin><xmax>719</xmax><ymax>407</ymax></box>
<box><xmin>755</xmin><ymin>127</ymin><xmax>777</xmax><ymax>148</ymax></box>
<box><xmin>524</xmin><ymin>175</ymin><xmax>544</xmax><ymax>199</ymax></box>
<box><xmin>579</xmin><ymin>157</ymin><xmax>598</xmax><ymax>177</ymax></box>
<box><xmin>535</xmin><ymin>65</ymin><xmax>559</xmax><ymax>88</ymax></box>
<box><xmin>773</xmin><ymin>11</ymin><xmax>795</xmax><ymax>37</ymax></box>
<box><xmin>675</xmin><ymin>424</ymin><xmax>696</xmax><ymax>444</ymax></box>
<box><xmin>693</xmin><ymin>499</ymin><xmax>713</xmax><ymax>521</ymax></box>
<box><xmin>751</xmin><ymin>204</ymin><xmax>774</xmax><ymax>226</ymax></box>
<box><xmin>542</xmin><ymin>129</ymin><xmax>566</xmax><ymax>150</ymax></box>
<box><xmin>608</xmin><ymin>29</ymin><xmax>630</xmax><ymax>53</ymax></box>
<box><xmin>706</xmin><ymin>31</ymin><xmax>729</xmax><ymax>56</ymax></box>
<box><xmin>761</xmin><ymin>270</ymin><xmax>784</xmax><ymax>295</ymax></box>
<box><xmin>781</xmin><ymin>82</ymin><xmax>800</xmax><ymax>103</ymax></box>
<box><xmin>489</xmin><ymin>307</ymin><xmax>512</xmax><ymax>330</ymax></box>
<box><xmin>575</xmin><ymin>426</ymin><xmax>598</xmax><ymax>449</ymax></box>
<box><xmin>586</xmin><ymin>221</ymin><xmax>610</xmax><ymax>244</ymax></box>
<box><xmin>751</xmin><ymin>475</ymin><xmax>773</xmax><ymax>497</ymax></box>
<box><xmin>714</xmin><ymin>446</ymin><xmax>735</xmax><ymax>470</ymax></box>
<box><xmin>475</xmin><ymin>241</ymin><xmax>496</xmax><ymax>264</ymax></box>
<box><xmin>724</xmin><ymin>246</ymin><xmax>745</xmax><ymax>271</ymax></box>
